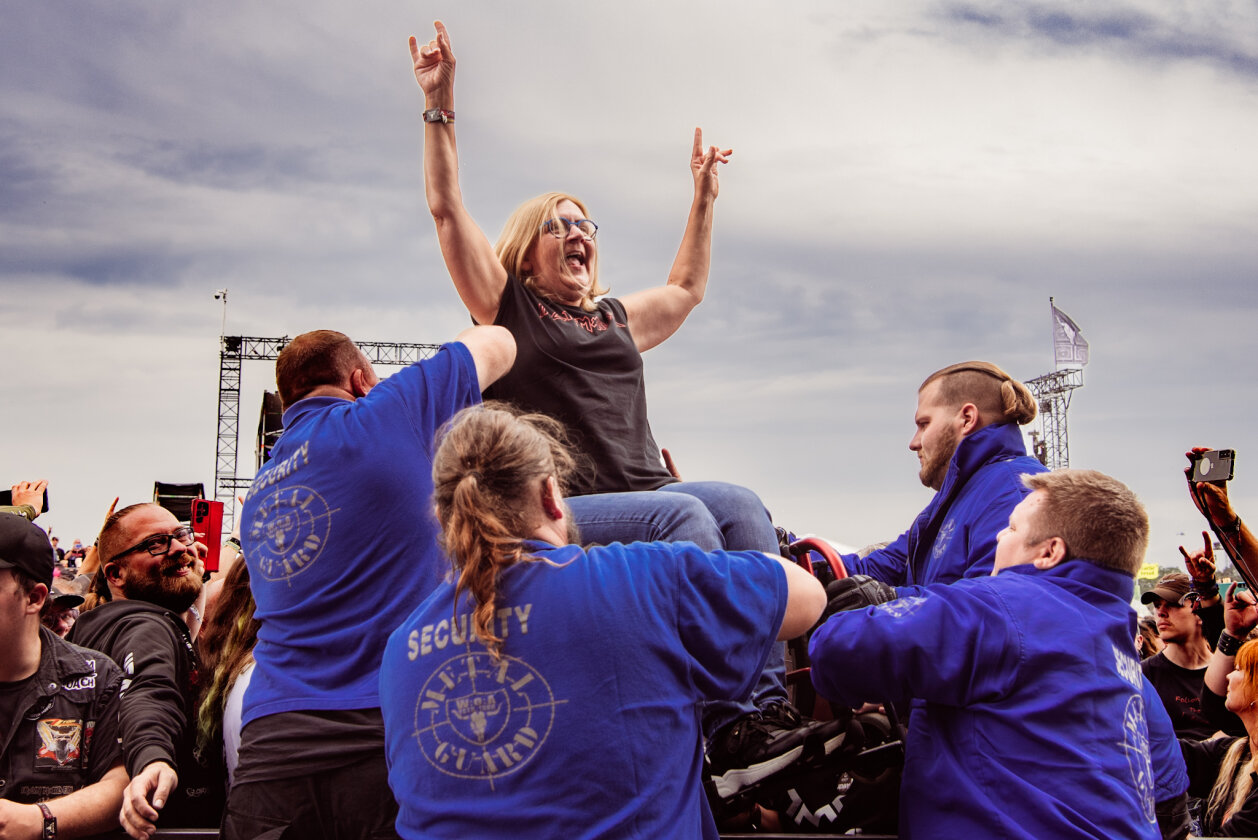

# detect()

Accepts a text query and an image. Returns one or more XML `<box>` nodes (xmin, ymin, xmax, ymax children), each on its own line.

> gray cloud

<box><xmin>2</xmin><ymin>0</ymin><xmax>1255</xmax><ymax>562</ymax></box>
<box><xmin>942</xmin><ymin>2</ymin><xmax>1258</xmax><ymax>76</ymax></box>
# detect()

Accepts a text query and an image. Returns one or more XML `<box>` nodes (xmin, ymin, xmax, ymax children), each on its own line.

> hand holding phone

<box><xmin>0</xmin><ymin>480</ymin><xmax>50</xmax><ymax>515</ymax></box>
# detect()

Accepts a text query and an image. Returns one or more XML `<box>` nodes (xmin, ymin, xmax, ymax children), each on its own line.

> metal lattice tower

<box><xmin>214</xmin><ymin>335</ymin><xmax>441</xmax><ymax>530</ymax></box>
<box><xmin>1024</xmin><ymin>368</ymin><xmax>1084</xmax><ymax>471</ymax></box>
<box><xmin>214</xmin><ymin>336</ymin><xmax>246</xmax><ymax>523</ymax></box>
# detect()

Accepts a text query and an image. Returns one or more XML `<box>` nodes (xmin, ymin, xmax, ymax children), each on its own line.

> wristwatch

<box><xmin>423</xmin><ymin>108</ymin><xmax>454</xmax><ymax>124</ymax></box>
<box><xmin>37</xmin><ymin>802</ymin><xmax>57</xmax><ymax>839</ymax></box>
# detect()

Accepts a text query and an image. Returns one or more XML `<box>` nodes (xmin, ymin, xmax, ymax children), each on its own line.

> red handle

<box><xmin>788</xmin><ymin>537</ymin><xmax>848</xmax><ymax>581</ymax></box>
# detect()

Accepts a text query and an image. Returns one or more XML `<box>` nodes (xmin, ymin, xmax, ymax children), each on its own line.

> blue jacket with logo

<box><xmin>809</xmin><ymin>560</ymin><xmax>1163</xmax><ymax>840</ymax></box>
<box><xmin>844</xmin><ymin>421</ymin><xmax>1046</xmax><ymax>586</ymax></box>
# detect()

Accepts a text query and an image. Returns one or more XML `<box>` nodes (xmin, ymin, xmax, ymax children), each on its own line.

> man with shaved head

<box><xmin>842</xmin><ymin>361</ymin><xmax>1047</xmax><ymax>588</ymax></box>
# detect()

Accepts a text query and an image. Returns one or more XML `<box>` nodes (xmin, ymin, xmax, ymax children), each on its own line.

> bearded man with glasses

<box><xmin>68</xmin><ymin>503</ymin><xmax>223</xmax><ymax>839</ymax></box>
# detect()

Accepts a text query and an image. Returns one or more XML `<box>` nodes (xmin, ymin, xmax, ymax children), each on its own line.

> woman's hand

<box><xmin>410</xmin><ymin>20</ymin><xmax>455</xmax><ymax>103</ymax></box>
<box><xmin>78</xmin><ymin>496</ymin><xmax>118</xmax><ymax>577</ymax></box>
<box><xmin>690</xmin><ymin>127</ymin><xmax>731</xmax><ymax>202</ymax></box>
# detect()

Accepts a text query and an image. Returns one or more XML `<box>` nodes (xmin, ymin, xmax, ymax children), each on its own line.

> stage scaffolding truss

<box><xmin>1025</xmin><ymin>368</ymin><xmax>1084</xmax><ymax>471</ymax></box>
<box><xmin>214</xmin><ymin>335</ymin><xmax>441</xmax><ymax>530</ymax></box>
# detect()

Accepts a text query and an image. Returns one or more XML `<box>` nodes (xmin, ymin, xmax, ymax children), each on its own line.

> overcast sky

<box><xmin>3</xmin><ymin>0</ymin><xmax>1255</xmax><ymax>570</ymax></box>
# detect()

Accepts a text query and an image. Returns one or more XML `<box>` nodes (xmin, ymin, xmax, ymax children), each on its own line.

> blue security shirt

<box><xmin>240</xmin><ymin>343</ymin><xmax>480</xmax><ymax>724</ymax></box>
<box><xmin>1141</xmin><ymin>674</ymin><xmax>1189</xmax><ymax>804</ymax></box>
<box><xmin>810</xmin><ymin>560</ymin><xmax>1159</xmax><ymax>840</ymax></box>
<box><xmin>380</xmin><ymin>540</ymin><xmax>786</xmax><ymax>839</ymax></box>
<box><xmin>845</xmin><ymin>421</ymin><xmax>1047</xmax><ymax>587</ymax></box>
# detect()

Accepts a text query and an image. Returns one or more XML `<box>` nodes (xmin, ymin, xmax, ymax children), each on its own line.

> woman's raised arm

<box><xmin>411</xmin><ymin>21</ymin><xmax>508</xmax><ymax>326</ymax></box>
<box><xmin>620</xmin><ymin>128</ymin><xmax>731</xmax><ymax>353</ymax></box>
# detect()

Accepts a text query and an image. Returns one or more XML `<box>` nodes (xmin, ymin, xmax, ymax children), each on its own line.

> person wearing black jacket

<box><xmin>67</xmin><ymin>502</ymin><xmax>223</xmax><ymax>839</ymax></box>
<box><xmin>1</xmin><ymin>512</ymin><xmax>129</xmax><ymax>840</ymax></box>
<box><xmin>1141</xmin><ymin>570</ymin><xmax>1224</xmax><ymax>739</ymax></box>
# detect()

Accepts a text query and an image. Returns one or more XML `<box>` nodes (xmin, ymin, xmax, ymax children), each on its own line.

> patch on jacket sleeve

<box><xmin>875</xmin><ymin>595</ymin><xmax>926</xmax><ymax>619</ymax></box>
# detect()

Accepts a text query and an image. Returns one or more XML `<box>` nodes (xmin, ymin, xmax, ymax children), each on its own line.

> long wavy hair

<box><xmin>431</xmin><ymin>403</ymin><xmax>575</xmax><ymax>660</ymax></box>
<box><xmin>1204</xmin><ymin>639</ymin><xmax>1258</xmax><ymax>832</ymax></box>
<box><xmin>195</xmin><ymin>559</ymin><xmax>260</xmax><ymax>761</ymax></box>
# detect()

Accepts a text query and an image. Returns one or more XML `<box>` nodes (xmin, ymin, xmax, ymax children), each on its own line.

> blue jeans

<box><xmin>567</xmin><ymin>481</ymin><xmax>789</xmax><ymax>738</ymax></box>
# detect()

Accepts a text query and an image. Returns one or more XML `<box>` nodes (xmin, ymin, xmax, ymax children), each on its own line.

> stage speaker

<box><xmin>257</xmin><ymin>390</ymin><xmax>284</xmax><ymax>468</ymax></box>
<box><xmin>153</xmin><ymin>482</ymin><xmax>205</xmax><ymax>523</ymax></box>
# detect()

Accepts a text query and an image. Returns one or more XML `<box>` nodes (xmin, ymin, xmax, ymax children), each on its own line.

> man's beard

<box><xmin>919</xmin><ymin>426</ymin><xmax>961</xmax><ymax>492</ymax></box>
<box><xmin>121</xmin><ymin>550</ymin><xmax>203</xmax><ymax>614</ymax></box>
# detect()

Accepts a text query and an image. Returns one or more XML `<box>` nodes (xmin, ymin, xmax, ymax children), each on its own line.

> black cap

<box><xmin>47</xmin><ymin>579</ymin><xmax>85</xmax><ymax>609</ymax></box>
<box><xmin>0</xmin><ymin>513</ymin><xmax>55</xmax><ymax>587</ymax></box>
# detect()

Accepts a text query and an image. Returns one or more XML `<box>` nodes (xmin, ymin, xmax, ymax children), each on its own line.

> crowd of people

<box><xmin>3</xmin><ymin>18</ymin><xmax>1256</xmax><ymax>840</ymax></box>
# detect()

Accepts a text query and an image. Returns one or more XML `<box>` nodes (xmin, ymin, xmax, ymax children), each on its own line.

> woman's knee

<box><xmin>648</xmin><ymin>492</ymin><xmax>723</xmax><ymax>549</ymax></box>
<box><xmin>664</xmin><ymin>481</ymin><xmax>769</xmax><ymax>522</ymax></box>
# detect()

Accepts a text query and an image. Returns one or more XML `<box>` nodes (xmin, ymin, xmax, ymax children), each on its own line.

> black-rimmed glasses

<box><xmin>108</xmin><ymin>526</ymin><xmax>197</xmax><ymax>563</ymax></box>
<box><xmin>540</xmin><ymin>218</ymin><xmax>598</xmax><ymax>240</ymax></box>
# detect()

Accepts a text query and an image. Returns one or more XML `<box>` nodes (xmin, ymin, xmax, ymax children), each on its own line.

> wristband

<box><xmin>37</xmin><ymin>802</ymin><xmax>56</xmax><ymax>839</ymax></box>
<box><xmin>423</xmin><ymin>108</ymin><xmax>454</xmax><ymax>124</ymax></box>
<box><xmin>1222</xmin><ymin>515</ymin><xmax>1243</xmax><ymax>535</ymax></box>
<box><xmin>1193</xmin><ymin>579</ymin><xmax>1220</xmax><ymax>599</ymax></box>
<box><xmin>1219</xmin><ymin>631</ymin><xmax>1244</xmax><ymax>657</ymax></box>
<box><xmin>225</xmin><ymin>537</ymin><xmax>242</xmax><ymax>552</ymax></box>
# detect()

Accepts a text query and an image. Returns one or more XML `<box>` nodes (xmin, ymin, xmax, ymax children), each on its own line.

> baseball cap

<box><xmin>47</xmin><ymin>578</ymin><xmax>86</xmax><ymax>609</ymax></box>
<box><xmin>1140</xmin><ymin>572</ymin><xmax>1192</xmax><ymax>605</ymax></box>
<box><xmin>0</xmin><ymin>512</ymin><xmax>55</xmax><ymax>587</ymax></box>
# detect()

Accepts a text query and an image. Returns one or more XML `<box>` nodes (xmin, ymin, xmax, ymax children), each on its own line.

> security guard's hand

<box><xmin>823</xmin><ymin>575</ymin><xmax>897</xmax><ymax>619</ymax></box>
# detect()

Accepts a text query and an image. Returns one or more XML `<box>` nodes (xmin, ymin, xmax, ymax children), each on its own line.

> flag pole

<box><xmin>1049</xmin><ymin>296</ymin><xmax>1054</xmax><ymax>364</ymax></box>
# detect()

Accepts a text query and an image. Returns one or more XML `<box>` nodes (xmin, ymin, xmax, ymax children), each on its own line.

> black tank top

<box><xmin>483</xmin><ymin>277</ymin><xmax>674</xmax><ymax>496</ymax></box>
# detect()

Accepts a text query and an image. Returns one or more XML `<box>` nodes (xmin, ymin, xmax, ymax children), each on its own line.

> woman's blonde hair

<box><xmin>494</xmin><ymin>192</ymin><xmax>606</xmax><ymax>312</ymax></box>
<box><xmin>195</xmin><ymin>560</ymin><xmax>260</xmax><ymax>762</ymax></box>
<box><xmin>432</xmin><ymin>403</ymin><xmax>575</xmax><ymax>659</ymax></box>
<box><xmin>1205</xmin><ymin>640</ymin><xmax>1258</xmax><ymax>831</ymax></box>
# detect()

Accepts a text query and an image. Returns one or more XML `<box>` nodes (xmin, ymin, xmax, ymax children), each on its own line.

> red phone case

<box><xmin>191</xmin><ymin>499</ymin><xmax>224</xmax><ymax>573</ymax></box>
